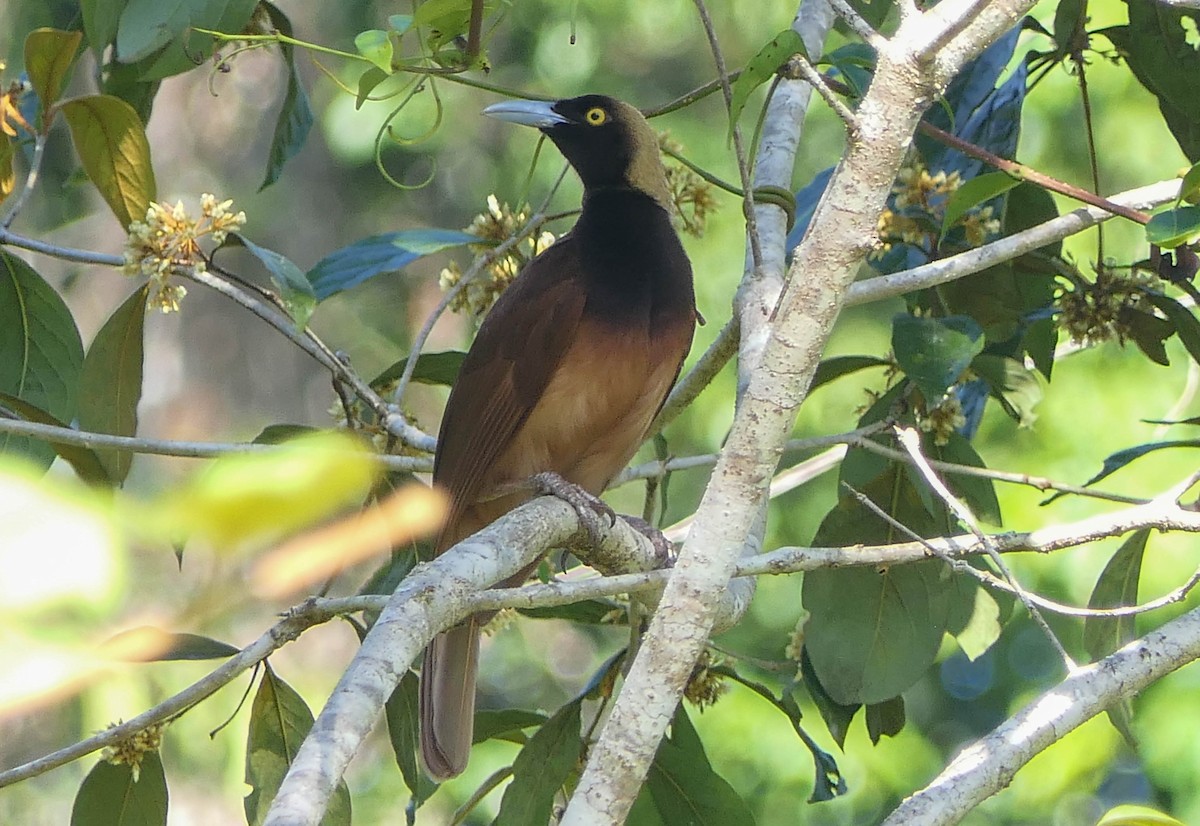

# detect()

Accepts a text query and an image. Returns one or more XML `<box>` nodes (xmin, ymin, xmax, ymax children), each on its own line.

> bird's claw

<box><xmin>529</xmin><ymin>472</ymin><xmax>616</xmax><ymax>548</ymax></box>
<box><xmin>619</xmin><ymin>515</ymin><xmax>676</xmax><ymax>568</ymax></box>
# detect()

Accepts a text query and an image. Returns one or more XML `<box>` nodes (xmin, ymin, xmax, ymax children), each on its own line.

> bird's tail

<box><xmin>419</xmin><ymin>619</ymin><xmax>480</xmax><ymax>780</ymax></box>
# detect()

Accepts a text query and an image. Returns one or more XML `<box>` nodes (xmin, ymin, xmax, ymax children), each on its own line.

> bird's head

<box><xmin>483</xmin><ymin>95</ymin><xmax>671</xmax><ymax>211</ymax></box>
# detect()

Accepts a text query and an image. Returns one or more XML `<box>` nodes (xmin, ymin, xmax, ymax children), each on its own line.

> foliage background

<box><xmin>0</xmin><ymin>0</ymin><xmax>1197</xmax><ymax>823</ymax></box>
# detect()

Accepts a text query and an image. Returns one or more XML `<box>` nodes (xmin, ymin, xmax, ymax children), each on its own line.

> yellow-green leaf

<box><xmin>0</xmin><ymin>136</ymin><xmax>13</xmax><ymax>203</ymax></box>
<box><xmin>61</xmin><ymin>94</ymin><xmax>156</xmax><ymax>227</ymax></box>
<box><xmin>24</xmin><ymin>28</ymin><xmax>83</xmax><ymax>114</ymax></box>
<box><xmin>728</xmin><ymin>29</ymin><xmax>806</xmax><ymax>143</ymax></box>
<box><xmin>1097</xmin><ymin>804</ymin><xmax>1187</xmax><ymax>826</ymax></box>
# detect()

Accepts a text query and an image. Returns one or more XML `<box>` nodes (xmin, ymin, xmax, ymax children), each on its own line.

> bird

<box><xmin>419</xmin><ymin>94</ymin><xmax>697</xmax><ymax>780</ymax></box>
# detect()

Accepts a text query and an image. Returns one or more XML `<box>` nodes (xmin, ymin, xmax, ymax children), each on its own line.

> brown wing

<box><xmin>432</xmin><ymin>236</ymin><xmax>587</xmax><ymax>552</ymax></box>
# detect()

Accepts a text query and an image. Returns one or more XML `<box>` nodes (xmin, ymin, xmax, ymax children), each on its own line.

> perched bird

<box><xmin>420</xmin><ymin>95</ymin><xmax>697</xmax><ymax>780</ymax></box>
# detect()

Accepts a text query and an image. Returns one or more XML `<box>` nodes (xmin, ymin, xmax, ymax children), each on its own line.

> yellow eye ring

<box><xmin>585</xmin><ymin>107</ymin><xmax>607</xmax><ymax>126</ymax></box>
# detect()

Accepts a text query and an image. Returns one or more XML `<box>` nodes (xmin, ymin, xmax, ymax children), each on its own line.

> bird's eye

<box><xmin>584</xmin><ymin>107</ymin><xmax>608</xmax><ymax>126</ymax></box>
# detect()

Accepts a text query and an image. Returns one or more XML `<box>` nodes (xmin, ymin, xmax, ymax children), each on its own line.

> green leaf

<box><xmin>892</xmin><ymin>314</ymin><xmax>984</xmax><ymax>402</ymax></box>
<box><xmin>473</xmin><ymin>709</ymin><xmax>549</xmax><ymax>744</ymax></box>
<box><xmin>1103</xmin><ymin>2</ymin><xmax>1200</xmax><ymax>161</ymax></box>
<box><xmin>389</xmin><ymin>14</ymin><xmax>414</xmax><ymax>35</ymax></box>
<box><xmin>1097</xmin><ymin>804</ymin><xmax>1187</xmax><ymax>826</ymax></box>
<box><xmin>946</xmin><ymin>577</ymin><xmax>1002</xmax><ymax>661</ymax></box>
<box><xmin>1084</xmin><ymin>529</ymin><xmax>1148</xmax><ymax>662</ymax></box>
<box><xmin>355</xmin><ymin>66</ymin><xmax>389</xmax><ymax>109</ymax></box>
<box><xmin>79</xmin><ymin>285</ymin><xmax>146</xmax><ymax>485</ymax></box>
<box><xmin>0</xmin><ymin>251</ymin><xmax>85</xmax><ymax>470</ymax></box>
<box><xmin>0</xmin><ymin>393</ymin><xmax>110</xmax><ymax>484</ymax></box>
<box><xmin>100</xmin><ymin>60</ymin><xmax>160</xmax><ymax>125</ymax></box>
<box><xmin>252</xmin><ymin>424</ymin><xmax>318</xmax><ymax>444</ymax></box>
<box><xmin>104</xmin><ymin>626</ymin><xmax>240</xmax><ymax>660</ymax></box>
<box><xmin>810</xmin><ymin>355</ymin><xmax>890</xmax><ymax>393</ymax></box>
<box><xmin>1145</xmin><ymin>291</ymin><xmax>1200</xmax><ymax>366</ymax></box>
<box><xmin>354</xmin><ymin>29</ymin><xmax>394</xmax><ymax>74</ymax></box>
<box><xmin>799</xmin><ymin>647</ymin><xmax>859</xmax><ymax>750</ymax></box>
<box><xmin>518</xmin><ymin>599</ymin><xmax>623</xmax><ymax>624</ymax></box>
<box><xmin>865</xmin><ymin>696</ymin><xmax>905</xmax><ymax>744</ymax></box>
<box><xmin>71</xmin><ymin>751</ymin><xmax>168</xmax><ymax>826</ymax></box>
<box><xmin>81</xmin><ymin>0</ymin><xmax>129</xmax><ymax>55</ymax></box>
<box><xmin>1146</xmin><ymin>206</ymin><xmax>1200</xmax><ymax>249</ymax></box>
<box><xmin>25</xmin><ymin>29</ymin><xmax>83</xmax><ymax>114</ymax></box>
<box><xmin>1123</xmin><ymin>307</ymin><xmax>1175</xmax><ymax>365</ymax></box>
<box><xmin>643</xmin><ymin>706</ymin><xmax>757</xmax><ymax>825</ymax></box>
<box><xmin>494</xmin><ymin>700</ymin><xmax>582</xmax><ymax>826</ymax></box>
<box><xmin>803</xmin><ymin>560</ymin><xmax>951</xmax><ymax>704</ymax></box>
<box><xmin>0</xmin><ymin>135</ymin><xmax>13</xmax><ymax>204</ymax></box>
<box><xmin>224</xmin><ymin>234</ymin><xmax>316</xmax><ymax>329</ymax></box>
<box><xmin>941</xmin><ymin>171</ymin><xmax>1021</xmax><ymax>240</ymax></box>
<box><xmin>728</xmin><ymin>29</ymin><xmax>806</xmax><ymax>142</ymax></box>
<box><xmin>384</xmin><ymin>670</ymin><xmax>438</xmax><ymax>807</ymax></box>
<box><xmin>260</xmin><ymin>2</ymin><xmax>314</xmax><ymax>190</ymax></box>
<box><xmin>934</xmin><ymin>432</ymin><xmax>1002</xmax><ymax>525</ymax></box>
<box><xmin>115</xmin><ymin>0</ymin><xmax>186</xmax><ymax>62</ymax></box>
<box><xmin>1179</xmin><ymin>160</ymin><xmax>1200</xmax><ymax>205</ymax></box>
<box><xmin>61</xmin><ymin>94</ymin><xmax>156</xmax><ymax>228</ymax></box>
<box><xmin>1053</xmin><ymin>439</ymin><xmax>1200</xmax><ymax>501</ymax></box>
<box><xmin>307</xmin><ymin>229</ymin><xmax>475</xmax><ymax>300</ymax></box>
<box><xmin>372</xmin><ymin>350</ymin><xmax>466</xmax><ymax>389</ymax></box>
<box><xmin>971</xmin><ymin>353</ymin><xmax>1042</xmax><ymax>427</ymax></box>
<box><xmin>114</xmin><ymin>0</ymin><xmax>258</xmax><ymax>79</ymax></box>
<box><xmin>244</xmin><ymin>665</ymin><xmax>351</xmax><ymax>826</ymax></box>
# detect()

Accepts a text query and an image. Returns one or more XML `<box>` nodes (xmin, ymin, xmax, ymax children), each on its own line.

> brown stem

<box><xmin>465</xmin><ymin>0</ymin><xmax>484</xmax><ymax>61</ymax></box>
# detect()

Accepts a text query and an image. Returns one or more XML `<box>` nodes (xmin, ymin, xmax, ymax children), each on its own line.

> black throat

<box><xmin>573</xmin><ymin>187</ymin><xmax>695</xmax><ymax>324</ymax></box>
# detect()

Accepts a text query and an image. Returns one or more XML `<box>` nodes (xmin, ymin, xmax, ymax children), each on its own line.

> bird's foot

<box><xmin>529</xmin><ymin>472</ymin><xmax>616</xmax><ymax>549</ymax></box>
<box><xmin>619</xmin><ymin>516</ymin><xmax>676</xmax><ymax>569</ymax></box>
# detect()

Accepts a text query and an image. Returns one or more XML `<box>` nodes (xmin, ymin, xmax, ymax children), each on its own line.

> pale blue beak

<box><xmin>482</xmin><ymin>99</ymin><xmax>570</xmax><ymax>129</ymax></box>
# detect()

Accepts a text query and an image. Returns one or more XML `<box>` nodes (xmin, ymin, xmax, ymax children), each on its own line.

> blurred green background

<box><xmin>1</xmin><ymin>0</ymin><xmax>1198</xmax><ymax>823</ymax></box>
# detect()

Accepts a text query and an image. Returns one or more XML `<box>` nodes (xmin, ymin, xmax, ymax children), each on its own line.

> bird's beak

<box><xmin>482</xmin><ymin>100</ymin><xmax>570</xmax><ymax>129</ymax></box>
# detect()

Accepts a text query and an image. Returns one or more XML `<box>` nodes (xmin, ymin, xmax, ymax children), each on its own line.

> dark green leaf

<box><xmin>116</xmin><ymin>0</ymin><xmax>258</xmax><ymax>80</ymax></box>
<box><xmin>946</xmin><ymin>575</ymin><xmax>1002</xmax><ymax>660</ymax></box>
<box><xmin>0</xmin><ymin>393</ymin><xmax>110</xmax><ymax>484</ymax></box>
<box><xmin>1060</xmin><ymin>439</ymin><xmax>1200</xmax><ymax>499</ymax></box>
<box><xmin>803</xmin><ymin>560</ymin><xmax>951</xmax><ymax>704</ymax></box>
<box><xmin>355</xmin><ymin>29</ymin><xmax>393</xmax><ymax>74</ymax></box>
<box><xmin>728</xmin><ymin>29</ymin><xmax>806</xmax><ymax>142</ymax></box>
<box><xmin>104</xmin><ymin>626</ymin><xmax>240</xmax><ymax>660</ymax></box>
<box><xmin>100</xmin><ymin>60</ymin><xmax>160</xmax><ymax>124</ymax></box>
<box><xmin>1084</xmin><ymin>529</ymin><xmax>1148</xmax><ymax>661</ymax></box>
<box><xmin>810</xmin><ymin>355</ymin><xmax>890</xmax><ymax>392</ymax></box>
<box><xmin>1123</xmin><ymin>307</ymin><xmax>1174</xmax><ymax>366</ymax></box>
<box><xmin>61</xmin><ymin>94</ymin><xmax>156</xmax><ymax>227</ymax></box>
<box><xmin>494</xmin><ymin>700</ymin><xmax>582</xmax><ymax>826</ymax></box>
<box><xmin>307</xmin><ymin>229</ymin><xmax>475</xmax><ymax>300</ymax></box>
<box><xmin>799</xmin><ymin>647</ymin><xmax>859</xmax><ymax>750</ymax></box>
<box><xmin>1103</xmin><ymin>2</ymin><xmax>1200</xmax><ymax>161</ymax></box>
<box><xmin>82</xmin><ymin>0</ymin><xmax>129</xmax><ymax>55</ymax></box>
<box><xmin>371</xmin><ymin>350</ymin><xmax>466</xmax><ymax>389</ymax></box>
<box><xmin>644</xmin><ymin>706</ymin><xmax>757</xmax><ymax>825</ymax></box>
<box><xmin>941</xmin><ymin>171</ymin><xmax>1021</xmax><ymax>239</ymax></box>
<box><xmin>971</xmin><ymin>353</ymin><xmax>1042</xmax><ymax>427</ymax></box>
<box><xmin>892</xmin><ymin>314</ymin><xmax>984</xmax><ymax>402</ymax></box>
<box><xmin>224</xmin><ymin>234</ymin><xmax>316</xmax><ymax>328</ymax></box>
<box><xmin>25</xmin><ymin>28</ymin><xmax>83</xmax><ymax>113</ymax></box>
<box><xmin>71</xmin><ymin>751</ymin><xmax>168</xmax><ymax>826</ymax></box>
<box><xmin>1053</xmin><ymin>0</ymin><xmax>1087</xmax><ymax>54</ymax></box>
<box><xmin>933</xmin><ymin>432</ymin><xmax>1002</xmax><ymax>525</ymax></box>
<box><xmin>384</xmin><ymin>669</ymin><xmax>438</xmax><ymax>807</ymax></box>
<box><xmin>245</xmin><ymin>666</ymin><xmax>351</xmax><ymax>826</ymax></box>
<box><xmin>1146</xmin><ymin>291</ymin><xmax>1200</xmax><ymax>366</ymax></box>
<box><xmin>1146</xmin><ymin>206</ymin><xmax>1200</xmax><ymax>249</ymax></box>
<box><xmin>79</xmin><ymin>285</ymin><xmax>146</xmax><ymax>484</ymax></box>
<box><xmin>518</xmin><ymin>599</ymin><xmax>624</xmax><ymax>624</ymax></box>
<box><xmin>0</xmin><ymin>251</ymin><xmax>85</xmax><ymax>470</ymax></box>
<box><xmin>114</xmin><ymin>0</ymin><xmax>184</xmax><ymax>62</ymax></box>
<box><xmin>473</xmin><ymin>709</ymin><xmax>549</xmax><ymax>744</ymax></box>
<box><xmin>260</xmin><ymin>2</ymin><xmax>314</xmax><ymax>190</ymax></box>
<box><xmin>865</xmin><ymin>696</ymin><xmax>905</xmax><ymax>744</ymax></box>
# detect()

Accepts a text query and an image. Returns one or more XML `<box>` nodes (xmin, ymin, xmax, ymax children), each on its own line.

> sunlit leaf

<box><xmin>0</xmin><ymin>136</ymin><xmax>13</xmax><ymax>203</ymax></box>
<box><xmin>61</xmin><ymin>94</ymin><xmax>155</xmax><ymax>227</ymax></box>
<box><xmin>307</xmin><ymin>229</ymin><xmax>475</xmax><ymax>299</ymax></box>
<box><xmin>260</xmin><ymin>2</ymin><xmax>314</xmax><ymax>190</ymax></box>
<box><xmin>941</xmin><ymin>171</ymin><xmax>1021</xmax><ymax>239</ymax></box>
<box><xmin>946</xmin><ymin>577</ymin><xmax>1002</xmax><ymax>661</ymax></box>
<box><xmin>354</xmin><ymin>29</ymin><xmax>393</xmax><ymax>74</ymax></box>
<box><xmin>1097</xmin><ymin>804</ymin><xmax>1187</xmax><ymax>826</ymax></box>
<box><xmin>24</xmin><ymin>28</ymin><xmax>83</xmax><ymax>114</ymax></box>
<box><xmin>71</xmin><ymin>751</ymin><xmax>168</xmax><ymax>826</ymax></box>
<box><xmin>224</xmin><ymin>234</ymin><xmax>316</xmax><ymax>329</ymax></box>
<box><xmin>728</xmin><ymin>29</ymin><xmax>806</xmax><ymax>142</ymax></box>
<box><xmin>244</xmin><ymin>666</ymin><xmax>351</xmax><ymax>826</ymax></box>
<box><xmin>494</xmin><ymin>700</ymin><xmax>582</xmax><ymax>826</ymax></box>
<box><xmin>0</xmin><ymin>251</ymin><xmax>85</xmax><ymax>470</ymax></box>
<box><xmin>79</xmin><ymin>285</ymin><xmax>146</xmax><ymax>484</ymax></box>
<box><xmin>1179</xmin><ymin>160</ymin><xmax>1200</xmax><ymax>205</ymax></box>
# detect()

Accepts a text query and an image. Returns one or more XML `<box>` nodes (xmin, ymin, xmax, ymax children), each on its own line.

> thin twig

<box><xmin>690</xmin><ymin>0</ymin><xmax>763</xmax><ymax>273</ymax></box>
<box><xmin>825</xmin><ymin>0</ymin><xmax>885</xmax><ymax>45</ymax></box>
<box><xmin>783</xmin><ymin>55</ymin><xmax>858</xmax><ymax>133</ymax></box>
<box><xmin>894</xmin><ymin>426</ymin><xmax>1077</xmax><ymax>670</ymax></box>
<box><xmin>1</xmin><ymin>133</ymin><xmax>47</xmax><ymax>229</ymax></box>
